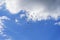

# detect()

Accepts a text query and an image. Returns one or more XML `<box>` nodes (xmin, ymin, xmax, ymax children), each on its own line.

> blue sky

<box><xmin>0</xmin><ymin>0</ymin><xmax>60</xmax><ymax>40</ymax></box>
<box><xmin>0</xmin><ymin>9</ymin><xmax>60</xmax><ymax>40</ymax></box>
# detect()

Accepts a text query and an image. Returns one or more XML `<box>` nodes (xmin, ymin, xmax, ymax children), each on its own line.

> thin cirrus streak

<box><xmin>1</xmin><ymin>0</ymin><xmax>60</xmax><ymax>21</ymax></box>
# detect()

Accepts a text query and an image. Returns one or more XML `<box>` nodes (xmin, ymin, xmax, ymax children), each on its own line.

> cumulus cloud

<box><xmin>5</xmin><ymin>0</ymin><xmax>21</xmax><ymax>14</ymax></box>
<box><xmin>1</xmin><ymin>0</ymin><xmax>60</xmax><ymax>21</ymax></box>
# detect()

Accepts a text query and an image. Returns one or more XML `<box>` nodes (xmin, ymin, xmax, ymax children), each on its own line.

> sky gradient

<box><xmin>0</xmin><ymin>0</ymin><xmax>60</xmax><ymax>40</ymax></box>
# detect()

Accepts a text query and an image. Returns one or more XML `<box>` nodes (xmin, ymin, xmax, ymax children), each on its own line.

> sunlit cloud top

<box><xmin>1</xmin><ymin>0</ymin><xmax>60</xmax><ymax>21</ymax></box>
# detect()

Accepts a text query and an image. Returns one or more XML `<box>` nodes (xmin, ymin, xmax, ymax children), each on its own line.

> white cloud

<box><xmin>0</xmin><ymin>16</ymin><xmax>12</xmax><ymax>40</ymax></box>
<box><xmin>25</xmin><ymin>7</ymin><xmax>50</xmax><ymax>21</ymax></box>
<box><xmin>20</xmin><ymin>14</ymin><xmax>25</xmax><ymax>18</ymax></box>
<box><xmin>0</xmin><ymin>0</ymin><xmax>4</xmax><ymax>6</ymax></box>
<box><xmin>0</xmin><ymin>16</ymin><xmax>10</xmax><ymax>20</ymax></box>
<box><xmin>0</xmin><ymin>0</ymin><xmax>5</xmax><ymax>10</ymax></box>
<box><xmin>55</xmin><ymin>22</ymin><xmax>60</xmax><ymax>26</ymax></box>
<box><xmin>5</xmin><ymin>0</ymin><xmax>22</xmax><ymax>14</ymax></box>
<box><xmin>26</xmin><ymin>10</ymin><xmax>60</xmax><ymax>21</ymax></box>
<box><xmin>0</xmin><ymin>0</ymin><xmax>60</xmax><ymax>21</ymax></box>
<box><xmin>5</xmin><ymin>36</ymin><xmax>12</xmax><ymax>40</ymax></box>
<box><xmin>0</xmin><ymin>16</ymin><xmax>10</xmax><ymax>35</ymax></box>
<box><xmin>15</xmin><ymin>19</ymin><xmax>19</xmax><ymax>23</ymax></box>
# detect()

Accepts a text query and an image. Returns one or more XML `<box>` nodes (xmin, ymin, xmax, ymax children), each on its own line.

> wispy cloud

<box><xmin>0</xmin><ymin>16</ymin><xmax>10</xmax><ymax>34</ymax></box>
<box><xmin>0</xmin><ymin>16</ymin><xmax>12</xmax><ymax>40</ymax></box>
<box><xmin>55</xmin><ymin>22</ymin><xmax>60</xmax><ymax>26</ymax></box>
